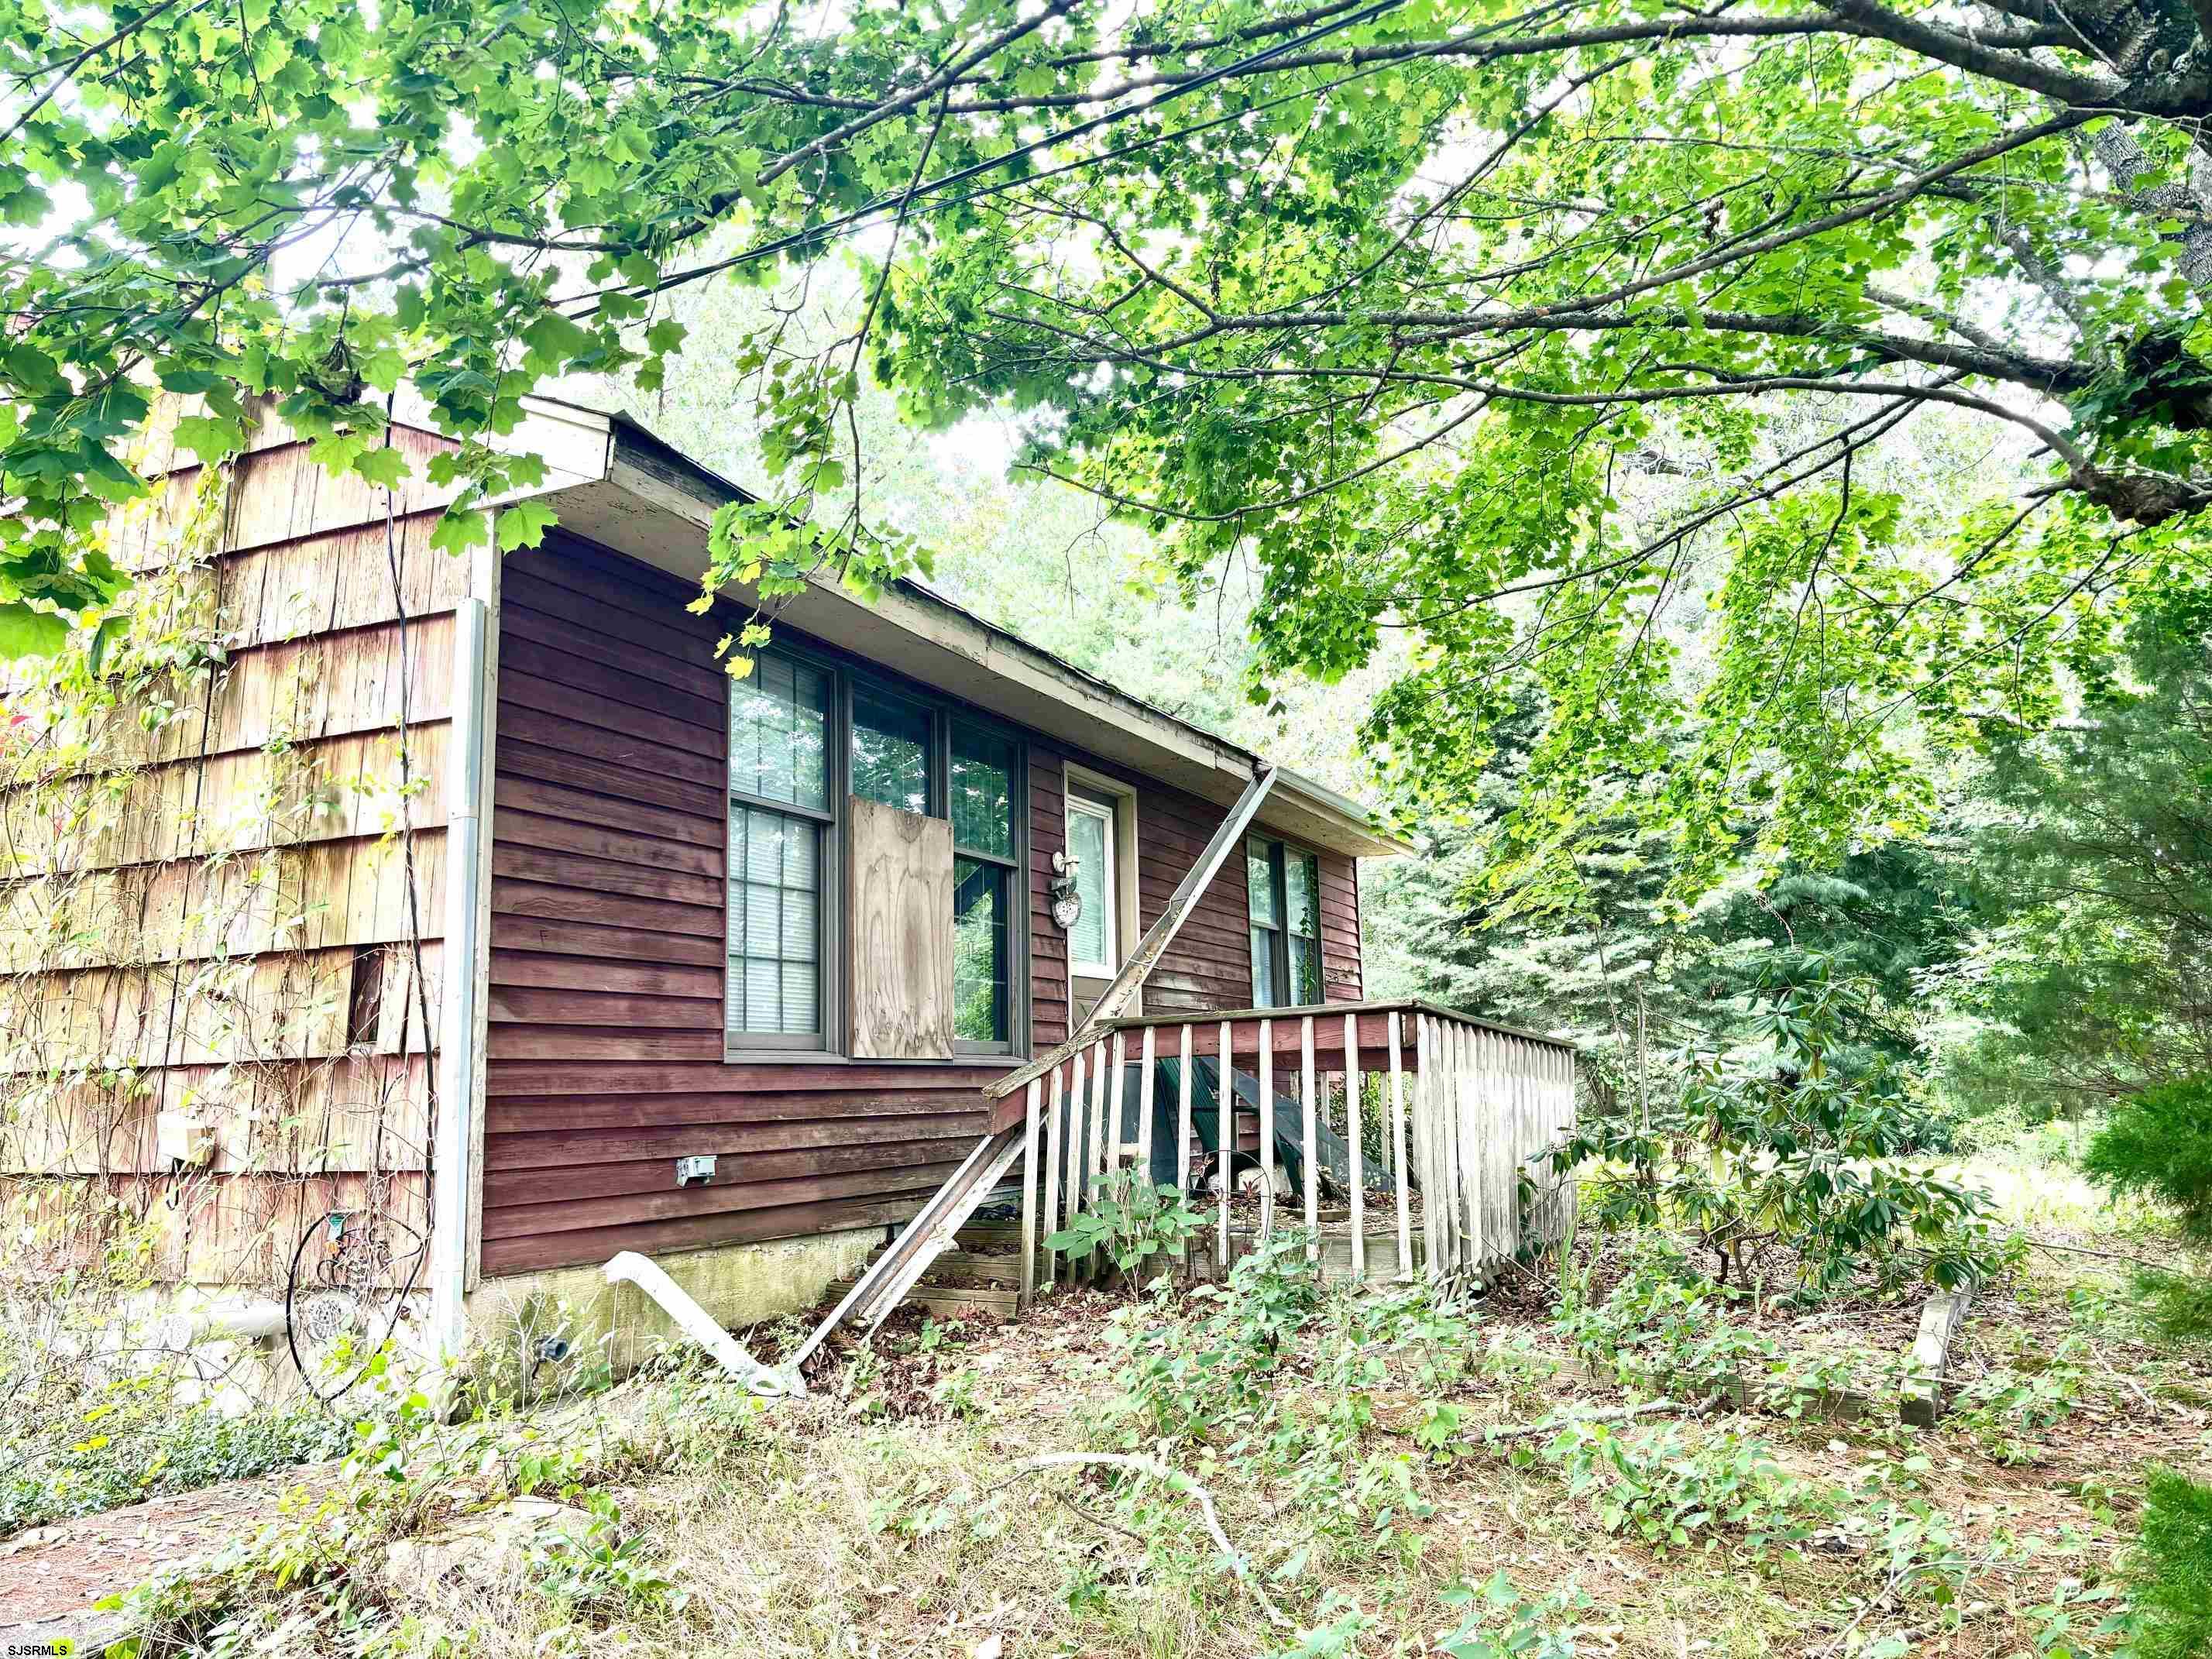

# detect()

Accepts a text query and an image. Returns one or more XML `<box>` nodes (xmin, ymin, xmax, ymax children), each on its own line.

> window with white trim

<box><xmin>726</xmin><ymin>653</ymin><xmax>833</xmax><ymax>1047</ymax></box>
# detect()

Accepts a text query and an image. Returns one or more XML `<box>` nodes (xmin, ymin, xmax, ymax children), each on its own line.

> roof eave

<box><xmin>522</xmin><ymin>404</ymin><xmax>1410</xmax><ymax>859</ymax></box>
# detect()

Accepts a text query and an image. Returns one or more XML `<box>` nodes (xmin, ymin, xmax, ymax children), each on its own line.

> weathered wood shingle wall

<box><xmin>0</xmin><ymin>410</ymin><xmax>463</xmax><ymax>1283</ymax></box>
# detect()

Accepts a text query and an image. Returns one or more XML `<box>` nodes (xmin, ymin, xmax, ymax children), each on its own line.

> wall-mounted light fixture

<box><xmin>1049</xmin><ymin>849</ymin><xmax>1083</xmax><ymax>932</ymax></box>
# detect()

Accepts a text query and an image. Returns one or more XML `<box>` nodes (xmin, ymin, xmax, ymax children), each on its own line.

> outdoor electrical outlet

<box><xmin>675</xmin><ymin>1155</ymin><xmax>716</xmax><ymax>1188</ymax></box>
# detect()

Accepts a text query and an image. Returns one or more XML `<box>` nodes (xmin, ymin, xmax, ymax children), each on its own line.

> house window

<box><xmin>726</xmin><ymin>654</ymin><xmax>833</xmax><ymax>1047</ymax></box>
<box><xmin>852</xmin><ymin>686</ymin><xmax>931</xmax><ymax>816</ymax></box>
<box><xmin>1248</xmin><ymin>835</ymin><xmax>1322</xmax><ymax>1007</ymax></box>
<box><xmin>951</xmin><ymin>724</ymin><xmax>1017</xmax><ymax>1051</ymax></box>
<box><xmin>725</xmin><ymin>648</ymin><xmax>1027</xmax><ymax>1059</ymax></box>
<box><xmin>1066</xmin><ymin>794</ymin><xmax>1117</xmax><ymax>978</ymax></box>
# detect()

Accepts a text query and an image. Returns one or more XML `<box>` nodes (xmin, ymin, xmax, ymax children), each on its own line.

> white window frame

<box><xmin>1065</xmin><ymin>793</ymin><xmax>1119</xmax><ymax>979</ymax></box>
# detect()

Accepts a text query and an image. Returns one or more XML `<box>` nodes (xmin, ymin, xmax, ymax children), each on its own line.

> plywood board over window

<box><xmin>847</xmin><ymin>795</ymin><xmax>956</xmax><ymax>1059</ymax></box>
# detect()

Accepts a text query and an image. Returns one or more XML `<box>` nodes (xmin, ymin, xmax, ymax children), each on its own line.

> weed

<box><xmin>1554</xmin><ymin>1241</ymin><xmax>1773</xmax><ymax>1400</ymax></box>
<box><xmin>527</xmin><ymin>1493</ymin><xmax>687</xmax><ymax>1620</ymax></box>
<box><xmin>1438</xmin><ymin>1570</ymin><xmax>1592</xmax><ymax>1658</ymax></box>
<box><xmin>1949</xmin><ymin>1334</ymin><xmax>2090</xmax><ymax>1464</ymax></box>
<box><xmin>2</xmin><ymin>1389</ymin><xmax>350</xmax><ymax>1535</ymax></box>
<box><xmin>1046</xmin><ymin>1170</ymin><xmax>1205</xmax><ymax>1279</ymax></box>
<box><xmin>1529</xmin><ymin>1420</ymin><xmax>1825</xmax><ymax>1558</ymax></box>
<box><xmin>2121</xmin><ymin>1468</ymin><xmax>2212</xmax><ymax>1659</ymax></box>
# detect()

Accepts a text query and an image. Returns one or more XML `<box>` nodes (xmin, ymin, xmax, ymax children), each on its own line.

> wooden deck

<box><xmin>990</xmin><ymin>997</ymin><xmax>1578</xmax><ymax>1307</ymax></box>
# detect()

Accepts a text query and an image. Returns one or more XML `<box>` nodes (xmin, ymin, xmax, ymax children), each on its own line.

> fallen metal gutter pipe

<box><xmin>162</xmin><ymin>1297</ymin><xmax>289</xmax><ymax>1350</ymax></box>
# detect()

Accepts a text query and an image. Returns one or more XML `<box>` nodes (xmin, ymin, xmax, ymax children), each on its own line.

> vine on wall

<box><xmin>0</xmin><ymin>443</ymin><xmax>434</xmax><ymax>1314</ymax></box>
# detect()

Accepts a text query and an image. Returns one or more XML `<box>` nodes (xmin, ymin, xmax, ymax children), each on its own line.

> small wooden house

<box><xmin>1</xmin><ymin>399</ymin><xmax>1575</xmax><ymax>1371</ymax></box>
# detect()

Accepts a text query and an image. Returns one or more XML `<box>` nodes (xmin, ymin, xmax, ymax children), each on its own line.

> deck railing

<box><xmin>1001</xmin><ymin>998</ymin><xmax>1578</xmax><ymax>1305</ymax></box>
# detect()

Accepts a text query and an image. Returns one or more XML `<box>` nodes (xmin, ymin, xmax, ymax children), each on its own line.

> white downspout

<box><xmin>430</xmin><ymin>593</ymin><xmax>489</xmax><ymax>1358</ymax></box>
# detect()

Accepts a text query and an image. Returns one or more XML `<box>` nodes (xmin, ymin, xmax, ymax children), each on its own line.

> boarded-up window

<box><xmin>847</xmin><ymin>795</ymin><xmax>955</xmax><ymax>1059</ymax></box>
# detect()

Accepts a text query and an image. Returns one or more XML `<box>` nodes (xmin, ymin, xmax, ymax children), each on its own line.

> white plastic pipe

<box><xmin>603</xmin><ymin>1251</ymin><xmax>804</xmax><ymax>1396</ymax></box>
<box><xmin>162</xmin><ymin>1297</ymin><xmax>288</xmax><ymax>1350</ymax></box>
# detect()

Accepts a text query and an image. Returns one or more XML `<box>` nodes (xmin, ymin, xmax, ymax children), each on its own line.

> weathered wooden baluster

<box><xmin>1041</xmin><ymin>1064</ymin><xmax>1065</xmax><ymax>1292</ymax></box>
<box><xmin>1413</xmin><ymin>1015</ymin><xmax>1438</xmax><ymax>1279</ymax></box>
<box><xmin>1066</xmin><ymin>1047</ymin><xmax>1089</xmax><ymax>1281</ymax></box>
<box><xmin>1109</xmin><ymin>1030</ymin><xmax>1129</xmax><ymax>1168</ymax></box>
<box><xmin>1088</xmin><ymin>1037</ymin><xmax>1112</xmax><ymax>1274</ymax></box>
<box><xmin>1217</xmin><ymin>1020</ymin><xmax>1233</xmax><ymax>1272</ymax></box>
<box><xmin>1300</xmin><ymin>1015</ymin><xmax>1319</xmax><ymax>1261</ymax></box>
<box><xmin>1388</xmin><ymin>1011</ymin><xmax>1412</xmax><ymax>1281</ymax></box>
<box><xmin>1021</xmin><ymin>1077</ymin><xmax>1042</xmax><ymax>1307</ymax></box>
<box><xmin>1345</xmin><ymin>1015</ymin><xmax>1365</xmax><ymax>1283</ymax></box>
<box><xmin>1137</xmin><ymin>1025</ymin><xmax>1157</xmax><ymax>1185</ymax></box>
<box><xmin>1258</xmin><ymin>1018</ymin><xmax>1276</xmax><ymax>1240</ymax></box>
<box><xmin>1176</xmin><ymin>1024</ymin><xmax>1194</xmax><ymax>1195</ymax></box>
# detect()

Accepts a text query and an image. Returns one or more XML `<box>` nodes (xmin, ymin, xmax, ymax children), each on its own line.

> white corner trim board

<box><xmin>429</xmin><ymin>595</ymin><xmax>489</xmax><ymax>1359</ymax></box>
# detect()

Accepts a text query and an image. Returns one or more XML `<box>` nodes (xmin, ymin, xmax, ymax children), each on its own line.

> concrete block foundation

<box><xmin>462</xmin><ymin>1226</ymin><xmax>887</xmax><ymax>1382</ymax></box>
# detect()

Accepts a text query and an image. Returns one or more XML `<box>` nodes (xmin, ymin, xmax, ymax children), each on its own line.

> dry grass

<box><xmin>104</xmin><ymin>1145</ymin><xmax>2212</xmax><ymax>1657</ymax></box>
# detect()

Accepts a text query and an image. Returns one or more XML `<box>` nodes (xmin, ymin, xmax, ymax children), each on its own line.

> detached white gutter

<box><xmin>430</xmin><ymin>594</ymin><xmax>490</xmax><ymax>1357</ymax></box>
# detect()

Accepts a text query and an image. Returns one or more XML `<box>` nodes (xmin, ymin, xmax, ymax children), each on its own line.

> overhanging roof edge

<box><xmin>520</xmin><ymin>399</ymin><xmax>1413</xmax><ymax>857</ymax></box>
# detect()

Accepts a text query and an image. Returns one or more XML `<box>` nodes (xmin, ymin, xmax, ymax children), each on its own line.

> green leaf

<box><xmin>172</xmin><ymin>415</ymin><xmax>244</xmax><ymax>464</ymax></box>
<box><xmin>495</xmin><ymin>498</ymin><xmax>558</xmax><ymax>551</ymax></box>
<box><xmin>354</xmin><ymin>446</ymin><xmax>409</xmax><ymax>489</ymax></box>
<box><xmin>520</xmin><ymin>311</ymin><xmax>594</xmax><ymax>373</ymax></box>
<box><xmin>428</xmin><ymin>507</ymin><xmax>487</xmax><ymax>556</ymax></box>
<box><xmin>0</xmin><ymin>602</ymin><xmax>68</xmax><ymax>658</ymax></box>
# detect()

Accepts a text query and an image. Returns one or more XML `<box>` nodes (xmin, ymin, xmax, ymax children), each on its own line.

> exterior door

<box><xmin>1065</xmin><ymin>788</ymin><xmax>1121</xmax><ymax>1024</ymax></box>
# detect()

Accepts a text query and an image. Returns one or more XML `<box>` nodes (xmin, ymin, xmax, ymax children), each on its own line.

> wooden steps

<box><xmin>824</xmin><ymin>1224</ymin><xmax>1036</xmax><ymax>1325</ymax></box>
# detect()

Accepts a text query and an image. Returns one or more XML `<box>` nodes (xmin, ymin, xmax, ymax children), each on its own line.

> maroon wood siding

<box><xmin>1023</xmin><ymin>749</ymin><xmax>1365</xmax><ymax>1015</ymax></box>
<box><xmin>482</xmin><ymin>534</ymin><xmax>1369</xmax><ymax>1277</ymax></box>
<box><xmin>482</xmin><ymin>538</ymin><xmax>994</xmax><ymax>1276</ymax></box>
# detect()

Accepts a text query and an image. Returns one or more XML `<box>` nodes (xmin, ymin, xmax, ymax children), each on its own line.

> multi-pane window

<box><xmin>951</xmin><ymin>725</ymin><xmax>1018</xmax><ymax>1050</ymax></box>
<box><xmin>1247</xmin><ymin>839</ymin><xmax>1279</xmax><ymax>1007</ymax></box>
<box><xmin>852</xmin><ymin>687</ymin><xmax>930</xmax><ymax>816</ymax></box>
<box><xmin>726</xmin><ymin>649</ymin><xmax>1026</xmax><ymax>1056</ymax></box>
<box><xmin>1248</xmin><ymin>835</ymin><xmax>1322</xmax><ymax>1008</ymax></box>
<box><xmin>727</xmin><ymin>655</ymin><xmax>831</xmax><ymax>1046</ymax></box>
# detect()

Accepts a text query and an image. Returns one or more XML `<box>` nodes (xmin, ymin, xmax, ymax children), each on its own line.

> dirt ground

<box><xmin>0</xmin><ymin>1462</ymin><xmax>339</xmax><ymax>1644</ymax></box>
